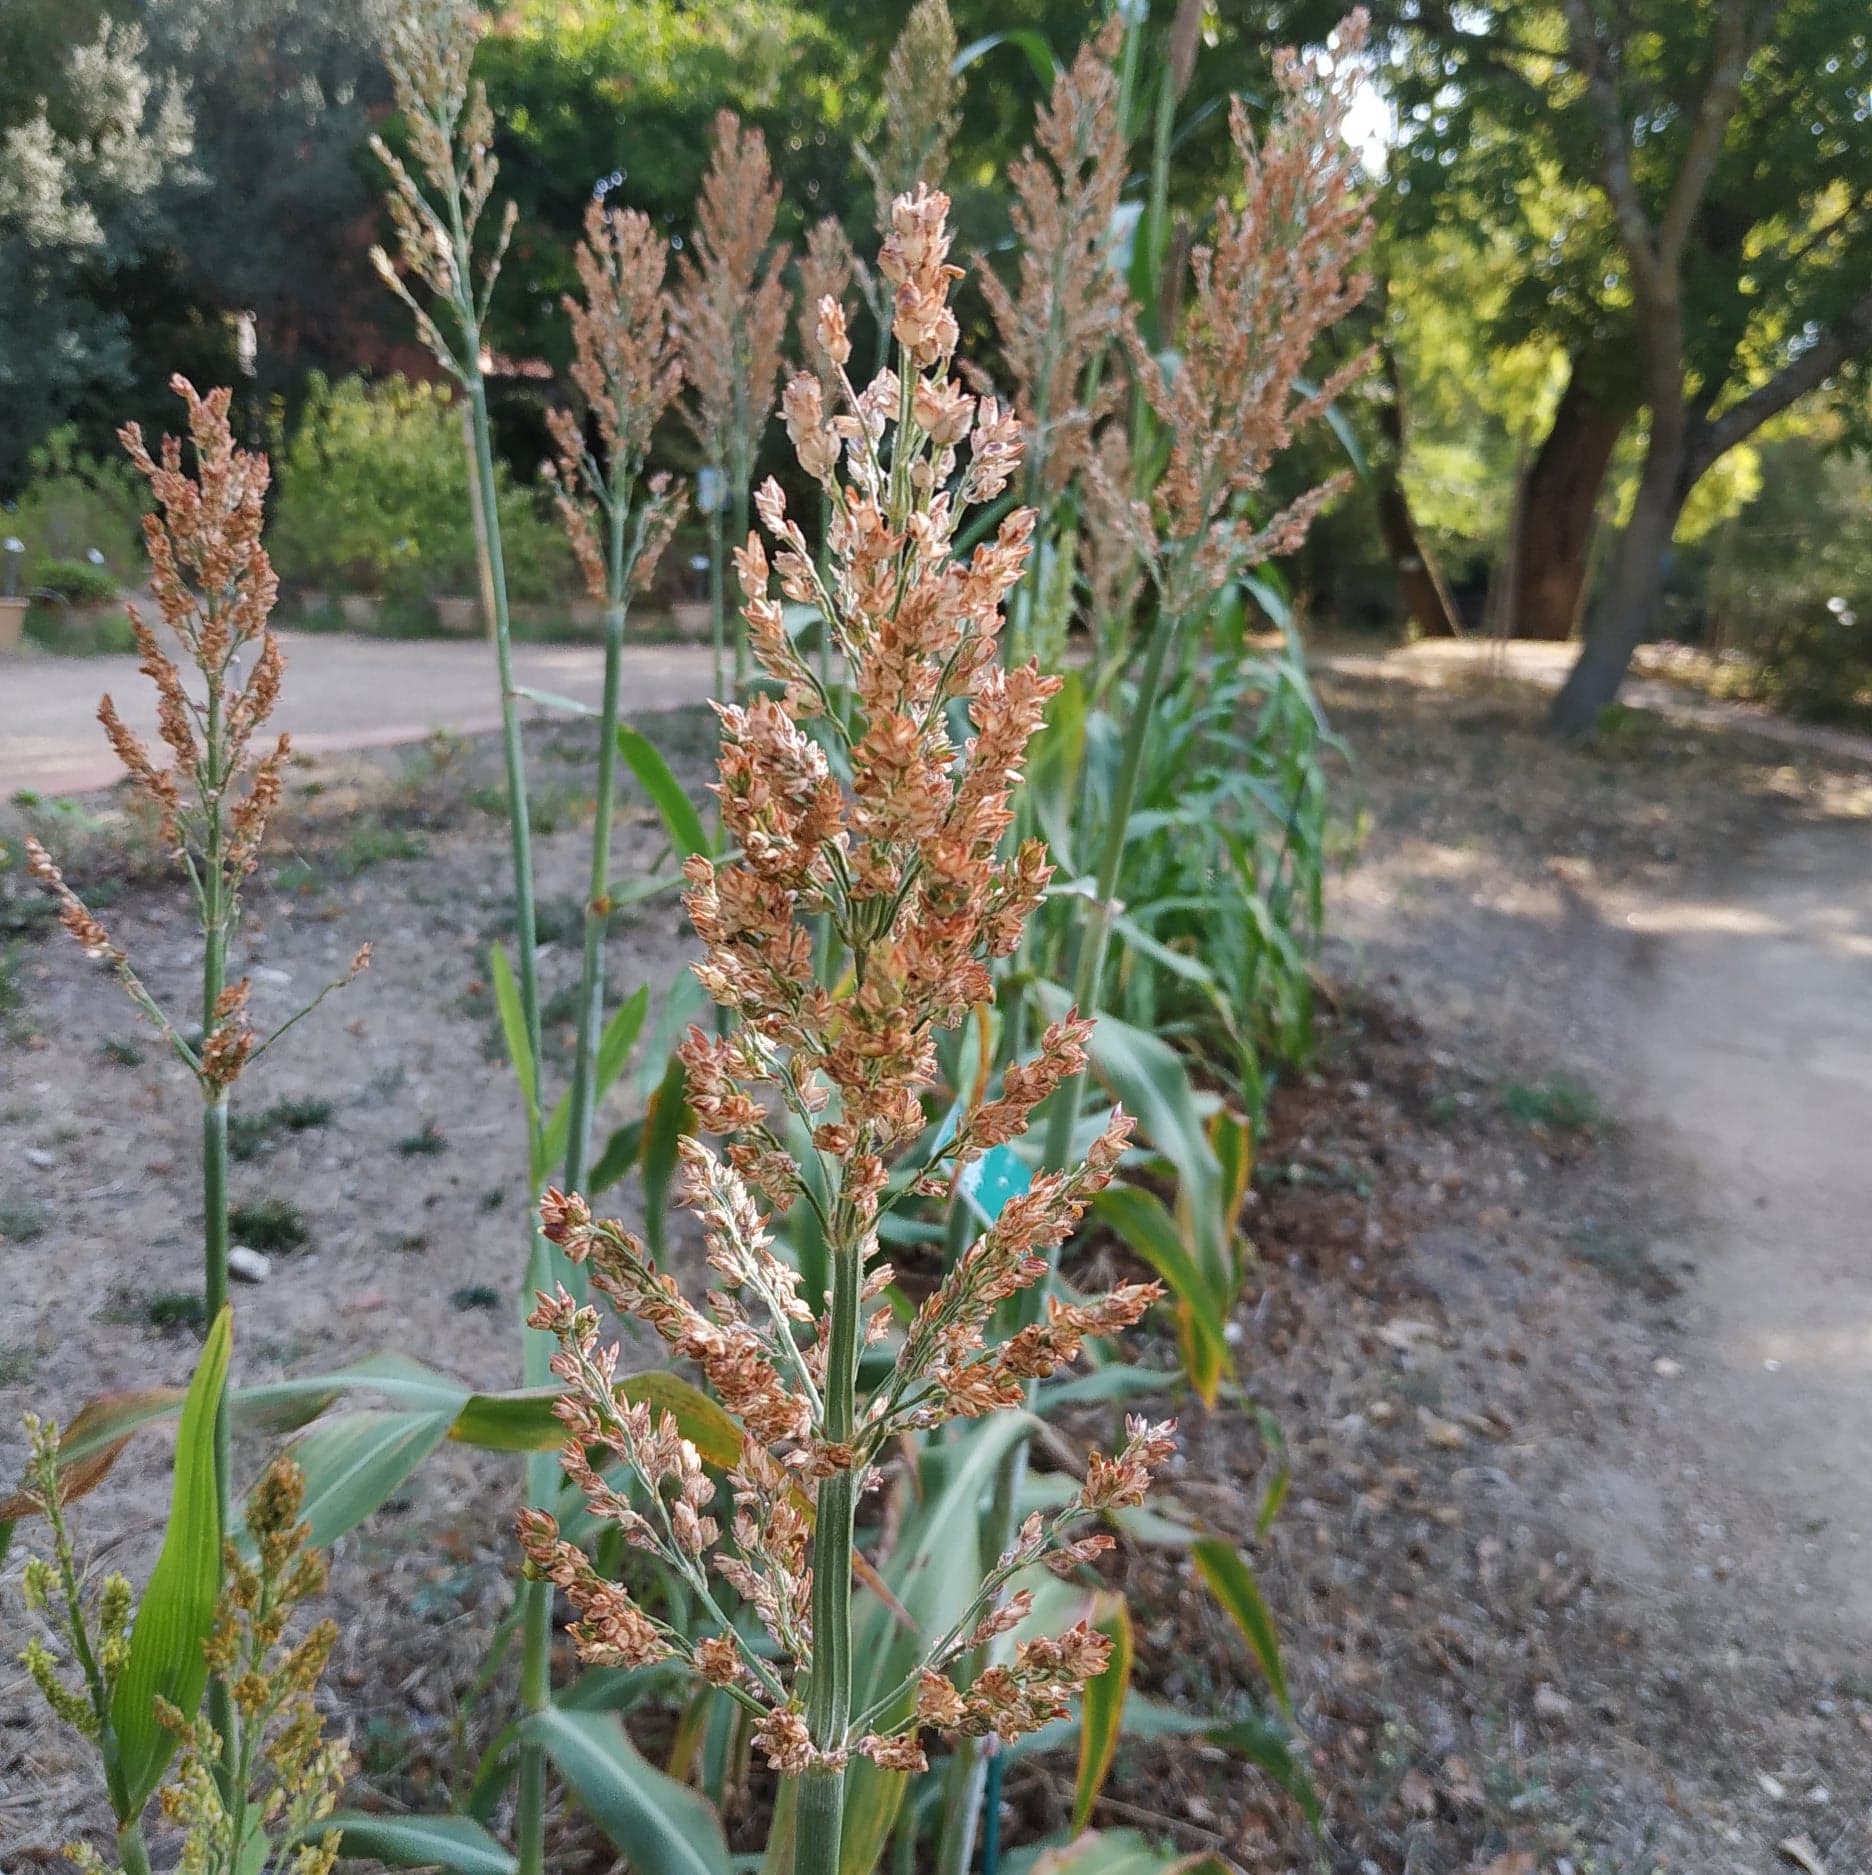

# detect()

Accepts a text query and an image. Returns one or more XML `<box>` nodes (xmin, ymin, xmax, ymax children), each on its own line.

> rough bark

<box><xmin>1510</xmin><ymin>367</ymin><xmax>1628</xmax><ymax>640</ymax></box>
<box><xmin>1373</xmin><ymin>304</ymin><xmax>1463</xmax><ymax>637</ymax></box>
<box><xmin>1547</xmin><ymin>428</ymin><xmax>1688</xmax><ymax>734</ymax></box>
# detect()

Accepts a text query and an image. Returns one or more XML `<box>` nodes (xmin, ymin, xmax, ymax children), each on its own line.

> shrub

<box><xmin>2</xmin><ymin>425</ymin><xmax>146</xmax><ymax>592</ymax></box>
<box><xmin>269</xmin><ymin>373</ymin><xmax>574</xmax><ymax>608</ymax></box>
<box><xmin>34</xmin><ymin>556</ymin><xmax>118</xmax><ymax>605</ymax></box>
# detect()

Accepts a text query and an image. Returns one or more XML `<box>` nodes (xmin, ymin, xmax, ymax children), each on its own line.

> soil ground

<box><xmin>1</xmin><ymin>644</ymin><xmax>1869</xmax><ymax>1873</ymax></box>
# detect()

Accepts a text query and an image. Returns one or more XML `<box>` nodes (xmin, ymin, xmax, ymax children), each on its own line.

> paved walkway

<box><xmin>0</xmin><ymin>632</ymin><xmax>716</xmax><ymax>798</ymax></box>
<box><xmin>7</xmin><ymin>630</ymin><xmax>1869</xmax><ymax>801</ymax></box>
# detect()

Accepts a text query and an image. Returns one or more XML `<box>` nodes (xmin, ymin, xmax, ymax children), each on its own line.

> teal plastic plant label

<box><xmin>958</xmin><ymin>1143</ymin><xmax>1032</xmax><ymax>1227</ymax></box>
<box><xmin>928</xmin><ymin>1104</ymin><xmax>1034</xmax><ymax>1227</ymax></box>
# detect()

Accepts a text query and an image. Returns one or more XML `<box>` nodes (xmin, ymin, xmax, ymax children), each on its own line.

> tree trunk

<box><xmin>1547</xmin><ymin>433</ymin><xmax>1688</xmax><ymax>734</ymax></box>
<box><xmin>1511</xmin><ymin>367</ymin><xmax>1628</xmax><ymax>640</ymax></box>
<box><xmin>1374</xmin><ymin>477</ymin><xmax>1463</xmax><ymax>638</ymax></box>
<box><xmin>1373</xmin><ymin>317</ymin><xmax>1463</xmax><ymax>637</ymax></box>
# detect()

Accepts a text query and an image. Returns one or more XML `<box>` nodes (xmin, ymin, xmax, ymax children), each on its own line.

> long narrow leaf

<box><xmin>1090</xmin><ymin>1185</ymin><xmax>1231</xmax><ymax>1405</ymax></box>
<box><xmin>1192</xmin><ymin>1537</ymin><xmax>1290</xmax><ymax>1718</ymax></box>
<box><xmin>111</xmin><ymin>1305</ymin><xmax>232</xmax><ymax>1811</ymax></box>
<box><xmin>281</xmin><ymin>1408</ymin><xmax>456</xmax><ymax>1550</ymax></box>
<box><xmin>489</xmin><ymin>942</ymin><xmax>539</xmax><ymax>1142</ymax></box>
<box><xmin>526</xmin><ymin>1707</ymin><xmax>729</xmax><ymax>1875</ymax></box>
<box><xmin>310</xmin><ymin>1814</ymin><xmax>517</xmax><ymax>1875</ymax></box>
<box><xmin>616</xmin><ymin>725</ymin><xmax>710</xmax><ymax>861</ymax></box>
<box><xmin>1072</xmin><ymin>1593</ymin><xmax>1134</xmax><ymax>1830</ymax></box>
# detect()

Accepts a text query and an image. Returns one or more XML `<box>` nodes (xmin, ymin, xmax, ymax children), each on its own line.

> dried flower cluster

<box><xmin>544</xmin><ymin>199</ymin><xmax>685</xmax><ymax>604</ymax></box>
<box><xmin>369</xmin><ymin>0</ymin><xmax>515</xmax><ymax>379</ymax></box>
<box><xmin>675</xmin><ymin>112</ymin><xmax>790</xmax><ymax>491</ymax></box>
<box><xmin>26</xmin><ymin>379</ymin><xmax>365</xmax><ymax>1091</ymax></box>
<box><xmin>859</xmin><ymin>0</ymin><xmax>963</xmax><ymax>239</ymax></box>
<box><xmin>978</xmin><ymin>19</ymin><xmax>1129</xmax><ymax>496</ymax></box>
<box><xmin>523</xmin><ymin>186</ymin><xmax>1175</xmax><ymax>1781</ymax></box>
<box><xmin>153</xmin><ymin>1459</ymin><xmax>349</xmax><ymax>1875</ymax></box>
<box><xmin>1113</xmin><ymin>12</ymin><xmax>1377</xmax><ymax>617</ymax></box>
<box><xmin>797</xmin><ymin>216</ymin><xmax>857</xmax><ymax>401</ymax></box>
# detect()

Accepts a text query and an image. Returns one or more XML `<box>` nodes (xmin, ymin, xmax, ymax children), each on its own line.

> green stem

<box><xmin>201</xmin><ymin>838</ymin><xmax>236</xmax><ymax>1806</ymax></box>
<box><xmin>943</xmin><ymin>599</ymin><xmax>1186</xmax><ymax>1875</ymax></box>
<box><xmin>563</xmin><ymin>539</ymin><xmax>629</xmax><ymax>1197</ymax></box>
<box><xmin>464</xmin><ymin>370</ymin><xmax>544</xmax><ymax>1073</ymax></box>
<box><xmin>797</xmin><ymin>1231</ymin><xmax>860</xmax><ymax>1875</ymax></box>
<box><xmin>449</xmin><ymin>238</ymin><xmax>549</xmax><ymax>1875</ymax></box>
<box><xmin>116</xmin><ymin>1819</ymin><xmax>153</xmax><ymax>1875</ymax></box>
<box><xmin>709</xmin><ymin>485</ymin><xmax>727</xmax><ymax>705</ymax></box>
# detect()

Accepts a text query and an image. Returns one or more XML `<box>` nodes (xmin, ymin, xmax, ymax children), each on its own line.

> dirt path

<box><xmin>1614</xmin><ymin>813</ymin><xmax>1872</xmax><ymax>1642</ymax></box>
<box><xmin>0</xmin><ymin>632</ymin><xmax>716</xmax><ymax>797</ymax></box>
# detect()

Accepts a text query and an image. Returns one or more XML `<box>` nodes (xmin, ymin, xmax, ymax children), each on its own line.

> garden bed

<box><xmin>3</xmin><ymin>680</ymin><xmax>1870</xmax><ymax>1872</ymax></box>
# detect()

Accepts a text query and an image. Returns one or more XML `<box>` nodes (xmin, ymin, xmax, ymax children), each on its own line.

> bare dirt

<box><xmin>2</xmin><ymin>647</ymin><xmax>1870</xmax><ymax>1873</ymax></box>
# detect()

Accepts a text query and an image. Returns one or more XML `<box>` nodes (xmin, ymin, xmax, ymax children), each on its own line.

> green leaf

<box><xmin>281</xmin><ymin>1408</ymin><xmax>456</xmax><ymax>1550</ymax></box>
<box><xmin>1090</xmin><ymin>1185</ymin><xmax>1231</xmax><ymax>1405</ymax></box>
<box><xmin>541</xmin><ymin>984</ymin><xmax>649</xmax><ymax>1178</ymax></box>
<box><xmin>0</xmin><ymin>1386</ymin><xmax>187</xmax><ymax>1522</ymax></box>
<box><xmin>489</xmin><ymin>942</ymin><xmax>539</xmax><ymax>1143</ymax></box>
<box><xmin>639</xmin><ymin>1053</ymin><xmax>692</xmax><ymax>1263</ymax></box>
<box><xmin>1072</xmin><ymin>1593</ymin><xmax>1134</xmax><ymax>1831</ymax></box>
<box><xmin>1207</xmin><ymin>1713</ymin><xmax>1320</xmax><ymax>1827</ymax></box>
<box><xmin>952</xmin><ymin>27</ymin><xmax>1057</xmax><ymax>87</ymax></box>
<box><xmin>1191</xmin><ymin>1537</ymin><xmax>1290</xmax><ymax>1718</ymax></box>
<box><xmin>588</xmin><ymin>1116</ymin><xmax>645</xmax><ymax>1195</ymax></box>
<box><xmin>110</xmin><ymin>1305</ymin><xmax>232</xmax><ymax>1813</ymax></box>
<box><xmin>1033</xmin><ymin>1829</ymin><xmax>1228</xmax><ymax>1875</ymax></box>
<box><xmin>617</xmin><ymin>725</ymin><xmax>710</xmax><ymax>862</ymax></box>
<box><xmin>1035</xmin><ymin>981</ymin><xmax>1231</xmax><ymax>1295</ymax></box>
<box><xmin>310</xmin><ymin>1813</ymin><xmax>517</xmax><ymax>1874</ymax></box>
<box><xmin>840</xmin><ymin>1414</ymin><xmax>1036</xmax><ymax>1874</ymax></box>
<box><xmin>526</xmin><ymin>1707</ymin><xmax>729</xmax><ymax>1875</ymax></box>
<box><xmin>235</xmin><ymin>1353</ymin><xmax>471</xmax><ymax>1431</ymax></box>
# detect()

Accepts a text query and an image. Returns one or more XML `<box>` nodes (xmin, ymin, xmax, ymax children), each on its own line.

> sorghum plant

<box><xmin>674</xmin><ymin>111</ymin><xmax>790</xmax><ymax>697</ymax></box>
<box><xmin>369</xmin><ymin>14</ymin><xmax>568</xmax><ymax>1861</ymax></box>
<box><xmin>154</xmin><ymin>1459</ymin><xmax>348</xmax><ymax>1875</ymax></box>
<box><xmin>370</xmin><ymin>0</ymin><xmax>542</xmax><ymax>1080</ymax></box>
<box><xmin>1041</xmin><ymin>9</ymin><xmax>1376</xmax><ymax>1174</ymax></box>
<box><xmin>543</xmin><ymin>199</ymin><xmax>684</xmax><ymax>1190</ymax></box>
<box><xmin>25</xmin><ymin>378</ymin><xmax>365</xmax><ymax>1809</ymax></box>
<box><xmin>519</xmin><ymin>187</ymin><xmax>1174</xmax><ymax>1874</ymax></box>
<box><xmin>978</xmin><ymin>19</ymin><xmax>1129</xmax><ymax>521</ymax></box>
<box><xmin>854</xmin><ymin>0</ymin><xmax>962</xmax><ymax>361</ymax></box>
<box><xmin>16</xmin><ymin>1414</ymin><xmax>149</xmax><ymax>1873</ymax></box>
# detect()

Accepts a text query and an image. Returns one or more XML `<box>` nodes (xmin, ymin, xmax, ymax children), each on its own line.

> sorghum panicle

<box><xmin>977</xmin><ymin>18</ymin><xmax>1130</xmax><ymax>495</ymax></box>
<box><xmin>156</xmin><ymin>1459</ymin><xmax>349</xmax><ymax>1875</ymax></box>
<box><xmin>674</xmin><ymin>112</ymin><xmax>791</xmax><ymax>480</ymax></box>
<box><xmin>369</xmin><ymin>0</ymin><xmax>516</xmax><ymax>378</ymax></box>
<box><xmin>25</xmin><ymin>378</ymin><xmax>366</xmax><ymax>1086</ymax></box>
<box><xmin>523</xmin><ymin>185</ymin><xmax>1175</xmax><ymax>1777</ymax></box>
<box><xmin>1114</xmin><ymin>10</ymin><xmax>1378</xmax><ymax>615</ymax></box>
<box><xmin>544</xmin><ymin>199</ymin><xmax>685</xmax><ymax>600</ymax></box>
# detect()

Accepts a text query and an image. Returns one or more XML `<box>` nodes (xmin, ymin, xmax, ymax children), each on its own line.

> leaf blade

<box><xmin>110</xmin><ymin>1305</ymin><xmax>232</xmax><ymax>1811</ymax></box>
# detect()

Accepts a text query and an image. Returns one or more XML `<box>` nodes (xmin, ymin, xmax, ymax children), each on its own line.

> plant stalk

<box><xmin>944</xmin><ymin>597</ymin><xmax>1186</xmax><ymax>1875</ymax></box>
<box><xmin>454</xmin><ymin>280</ymin><xmax>550</xmax><ymax>1875</ymax></box>
<box><xmin>562</xmin><ymin>502</ymin><xmax>631</xmax><ymax>1197</ymax></box>
<box><xmin>116</xmin><ymin>1820</ymin><xmax>154</xmax><ymax>1875</ymax></box>
<box><xmin>797</xmin><ymin>1228</ymin><xmax>861</xmax><ymax>1875</ymax></box>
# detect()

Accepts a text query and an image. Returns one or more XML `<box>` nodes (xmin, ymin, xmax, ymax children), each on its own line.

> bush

<box><xmin>2</xmin><ymin>426</ymin><xmax>146</xmax><ymax>594</ymax></box>
<box><xmin>34</xmin><ymin>557</ymin><xmax>119</xmax><ymax>604</ymax></box>
<box><xmin>1700</xmin><ymin>430</ymin><xmax>1872</xmax><ymax>726</ymax></box>
<box><xmin>270</xmin><ymin>373</ymin><xmax>573</xmax><ymax>611</ymax></box>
